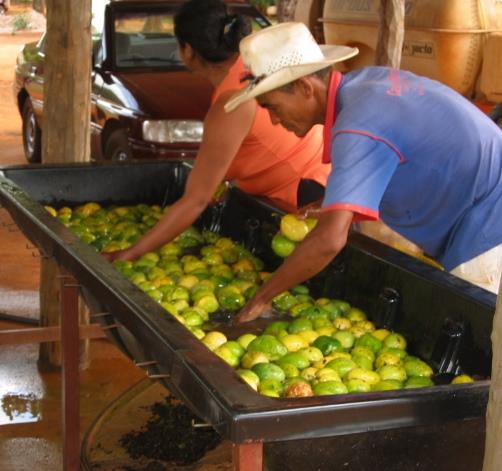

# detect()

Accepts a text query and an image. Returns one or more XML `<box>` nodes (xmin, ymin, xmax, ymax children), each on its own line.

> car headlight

<box><xmin>142</xmin><ymin>120</ymin><xmax>203</xmax><ymax>144</ymax></box>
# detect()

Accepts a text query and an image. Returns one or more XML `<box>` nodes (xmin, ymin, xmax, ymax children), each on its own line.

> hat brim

<box><xmin>224</xmin><ymin>45</ymin><xmax>358</xmax><ymax>113</ymax></box>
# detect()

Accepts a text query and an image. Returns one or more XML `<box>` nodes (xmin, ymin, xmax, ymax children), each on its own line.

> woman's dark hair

<box><xmin>174</xmin><ymin>0</ymin><xmax>251</xmax><ymax>63</ymax></box>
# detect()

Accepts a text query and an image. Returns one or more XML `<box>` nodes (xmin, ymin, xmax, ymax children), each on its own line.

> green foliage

<box><xmin>12</xmin><ymin>13</ymin><xmax>30</xmax><ymax>33</ymax></box>
<box><xmin>251</xmin><ymin>0</ymin><xmax>276</xmax><ymax>13</ymax></box>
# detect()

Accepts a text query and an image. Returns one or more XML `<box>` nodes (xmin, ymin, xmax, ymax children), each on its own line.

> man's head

<box><xmin>224</xmin><ymin>22</ymin><xmax>358</xmax><ymax>133</ymax></box>
<box><xmin>256</xmin><ymin>68</ymin><xmax>331</xmax><ymax>137</ymax></box>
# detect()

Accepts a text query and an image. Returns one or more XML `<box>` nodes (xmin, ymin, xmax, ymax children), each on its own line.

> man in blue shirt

<box><xmin>225</xmin><ymin>22</ymin><xmax>502</xmax><ymax>322</ymax></box>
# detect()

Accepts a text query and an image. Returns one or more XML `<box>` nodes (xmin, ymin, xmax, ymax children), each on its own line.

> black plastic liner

<box><xmin>0</xmin><ymin>160</ymin><xmax>495</xmax><ymax>469</ymax></box>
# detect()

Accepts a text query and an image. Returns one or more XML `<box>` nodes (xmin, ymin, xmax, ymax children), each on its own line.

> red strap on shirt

<box><xmin>322</xmin><ymin>71</ymin><xmax>342</xmax><ymax>164</ymax></box>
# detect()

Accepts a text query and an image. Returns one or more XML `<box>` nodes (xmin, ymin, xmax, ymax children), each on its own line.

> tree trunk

<box><xmin>277</xmin><ymin>0</ymin><xmax>299</xmax><ymax>22</ymax></box>
<box><xmin>483</xmin><ymin>278</ymin><xmax>502</xmax><ymax>470</ymax></box>
<box><xmin>39</xmin><ymin>0</ymin><xmax>92</xmax><ymax>371</ymax></box>
<box><xmin>375</xmin><ymin>0</ymin><xmax>405</xmax><ymax>68</ymax></box>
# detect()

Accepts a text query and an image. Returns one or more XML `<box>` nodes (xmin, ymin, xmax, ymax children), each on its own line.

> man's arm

<box><xmin>237</xmin><ymin>209</ymin><xmax>353</xmax><ymax>322</ymax></box>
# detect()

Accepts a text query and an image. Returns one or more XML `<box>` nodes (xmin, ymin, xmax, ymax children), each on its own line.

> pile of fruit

<box><xmin>46</xmin><ymin>202</ymin><xmax>474</xmax><ymax>397</ymax></box>
<box><xmin>271</xmin><ymin>213</ymin><xmax>317</xmax><ymax>257</ymax></box>
<box><xmin>202</xmin><ymin>293</ymin><xmax>474</xmax><ymax>398</ymax></box>
<box><xmin>45</xmin><ymin>202</ymin><xmax>268</xmax><ymax>338</ymax></box>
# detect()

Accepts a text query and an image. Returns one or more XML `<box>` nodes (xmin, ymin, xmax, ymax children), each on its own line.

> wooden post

<box><xmin>483</xmin><ymin>278</ymin><xmax>502</xmax><ymax>470</ymax></box>
<box><xmin>277</xmin><ymin>0</ymin><xmax>299</xmax><ymax>22</ymax></box>
<box><xmin>232</xmin><ymin>442</ymin><xmax>264</xmax><ymax>471</ymax></box>
<box><xmin>60</xmin><ymin>270</ymin><xmax>81</xmax><ymax>471</ymax></box>
<box><xmin>375</xmin><ymin>0</ymin><xmax>405</xmax><ymax>68</ymax></box>
<box><xmin>39</xmin><ymin>0</ymin><xmax>92</xmax><ymax>370</ymax></box>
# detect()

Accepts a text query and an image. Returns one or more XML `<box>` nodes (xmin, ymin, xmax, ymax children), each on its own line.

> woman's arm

<box><xmin>105</xmin><ymin>93</ymin><xmax>256</xmax><ymax>261</ymax></box>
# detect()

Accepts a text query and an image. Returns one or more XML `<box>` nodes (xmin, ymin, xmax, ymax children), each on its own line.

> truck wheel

<box><xmin>104</xmin><ymin>129</ymin><xmax>132</xmax><ymax>161</ymax></box>
<box><xmin>22</xmin><ymin>98</ymin><xmax>42</xmax><ymax>163</ymax></box>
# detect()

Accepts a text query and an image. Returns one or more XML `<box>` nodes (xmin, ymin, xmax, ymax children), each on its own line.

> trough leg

<box><xmin>60</xmin><ymin>270</ymin><xmax>81</xmax><ymax>470</ymax></box>
<box><xmin>233</xmin><ymin>442</ymin><xmax>264</xmax><ymax>471</ymax></box>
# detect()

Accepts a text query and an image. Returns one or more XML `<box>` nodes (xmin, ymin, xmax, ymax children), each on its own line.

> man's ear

<box><xmin>295</xmin><ymin>77</ymin><xmax>315</xmax><ymax>99</ymax></box>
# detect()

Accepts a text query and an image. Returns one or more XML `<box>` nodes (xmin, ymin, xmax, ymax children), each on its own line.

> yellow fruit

<box><xmin>280</xmin><ymin>214</ymin><xmax>309</xmax><ymax>242</ymax></box>
<box><xmin>280</xmin><ymin>334</ymin><xmax>308</xmax><ymax>352</ymax></box>
<box><xmin>201</xmin><ymin>331</ymin><xmax>227</xmax><ymax>351</ymax></box>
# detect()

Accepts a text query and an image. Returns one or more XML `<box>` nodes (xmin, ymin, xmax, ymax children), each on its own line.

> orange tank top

<box><xmin>212</xmin><ymin>57</ymin><xmax>330</xmax><ymax>208</ymax></box>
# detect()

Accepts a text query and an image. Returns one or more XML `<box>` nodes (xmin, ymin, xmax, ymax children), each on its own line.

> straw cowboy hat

<box><xmin>224</xmin><ymin>22</ymin><xmax>358</xmax><ymax>112</ymax></box>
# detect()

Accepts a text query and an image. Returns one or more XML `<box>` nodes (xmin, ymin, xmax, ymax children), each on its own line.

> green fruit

<box><xmin>222</xmin><ymin>341</ymin><xmax>246</xmax><ymax>359</ymax></box>
<box><xmin>271</xmin><ymin>233</ymin><xmax>297</xmax><ymax>258</ymax></box>
<box><xmin>289</xmin><ymin>302</ymin><xmax>314</xmax><ymax>317</ymax></box>
<box><xmin>240</xmin><ymin>351</ymin><xmax>269</xmax><ymax>369</ymax></box>
<box><xmin>331</xmin><ymin>300</ymin><xmax>351</xmax><ymax>315</ymax></box>
<box><xmin>375</xmin><ymin>351</ymin><xmax>403</xmax><ymax>369</ymax></box>
<box><xmin>354</xmin><ymin>333</ymin><xmax>383</xmax><ymax>355</ymax></box>
<box><xmin>237</xmin><ymin>333</ymin><xmax>257</xmax><ymax>350</ymax></box>
<box><xmin>237</xmin><ymin>369</ymin><xmax>260</xmax><ymax>390</ymax></box>
<box><xmin>384</xmin><ymin>333</ymin><xmax>408</xmax><ymax>350</ymax></box>
<box><xmin>377</xmin><ymin>365</ymin><xmax>407</xmax><ymax>382</ymax></box>
<box><xmin>345</xmin><ymin>379</ymin><xmax>372</xmax><ymax>393</ymax></box>
<box><xmin>297</xmin><ymin>347</ymin><xmax>324</xmax><ymax>363</ymax></box>
<box><xmin>346</xmin><ymin>308</ymin><xmax>367</xmax><ymax>322</ymax></box>
<box><xmin>280</xmin><ymin>363</ymin><xmax>300</xmax><ymax>379</ymax></box>
<box><xmin>280</xmin><ymin>334</ymin><xmax>308</xmax><ymax>352</ymax></box>
<box><xmin>405</xmin><ymin>376</ymin><xmax>434</xmax><ymax>388</ymax></box>
<box><xmin>291</xmin><ymin>284</ymin><xmax>310</xmax><ymax>296</ymax></box>
<box><xmin>403</xmin><ymin>359</ymin><xmax>434</xmax><ymax>378</ymax></box>
<box><xmin>194</xmin><ymin>294</ymin><xmax>219</xmax><ymax>313</ymax></box>
<box><xmin>314</xmin><ymin>368</ymin><xmax>341</xmax><ymax>383</ymax></box>
<box><xmin>214</xmin><ymin>345</ymin><xmax>240</xmax><ymax>368</ymax></box>
<box><xmin>276</xmin><ymin>351</ymin><xmax>310</xmax><ymax>370</ymax></box>
<box><xmin>346</xmin><ymin>368</ymin><xmax>380</xmax><ymax>386</ymax></box>
<box><xmin>313</xmin><ymin>336</ymin><xmax>344</xmax><ymax>356</ymax></box>
<box><xmin>301</xmin><ymin>306</ymin><xmax>330</xmax><ymax>321</ymax></box>
<box><xmin>217</xmin><ymin>288</ymin><xmax>245</xmax><ymax>311</ymax></box>
<box><xmin>333</xmin><ymin>331</ymin><xmax>355</xmax><ymax>349</ymax></box>
<box><xmin>247</xmin><ymin>335</ymin><xmax>288</xmax><ymax>361</ymax></box>
<box><xmin>372</xmin><ymin>380</ymin><xmax>403</xmax><ymax>391</ymax></box>
<box><xmin>313</xmin><ymin>381</ymin><xmax>348</xmax><ymax>396</ymax></box>
<box><xmin>258</xmin><ymin>378</ymin><xmax>283</xmax><ymax>396</ymax></box>
<box><xmin>182</xmin><ymin>310</ymin><xmax>204</xmax><ymax>327</ymax></box>
<box><xmin>202</xmin><ymin>331</ymin><xmax>227</xmax><ymax>351</ymax></box>
<box><xmin>351</xmin><ymin>355</ymin><xmax>374</xmax><ymax>370</ymax></box>
<box><xmin>325</xmin><ymin>358</ymin><xmax>357</xmax><ymax>378</ymax></box>
<box><xmin>252</xmin><ymin>363</ymin><xmax>286</xmax><ymax>383</ymax></box>
<box><xmin>264</xmin><ymin>321</ymin><xmax>291</xmax><ymax>336</ymax></box>
<box><xmin>271</xmin><ymin>291</ymin><xmax>298</xmax><ymax>312</ymax></box>
<box><xmin>288</xmin><ymin>318</ymin><xmax>313</xmax><ymax>334</ymax></box>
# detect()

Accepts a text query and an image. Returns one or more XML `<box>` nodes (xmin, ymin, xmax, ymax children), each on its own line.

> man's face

<box><xmin>256</xmin><ymin>83</ymin><xmax>317</xmax><ymax>137</ymax></box>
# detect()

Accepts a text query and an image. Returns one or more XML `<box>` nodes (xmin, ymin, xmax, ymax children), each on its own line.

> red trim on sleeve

<box><xmin>321</xmin><ymin>203</ymin><xmax>380</xmax><ymax>221</ymax></box>
<box><xmin>323</xmin><ymin>72</ymin><xmax>343</xmax><ymax>164</ymax></box>
<box><xmin>332</xmin><ymin>130</ymin><xmax>406</xmax><ymax>163</ymax></box>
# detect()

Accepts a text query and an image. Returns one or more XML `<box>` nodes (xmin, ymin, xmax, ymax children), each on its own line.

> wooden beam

<box><xmin>0</xmin><ymin>324</ymin><xmax>105</xmax><ymax>345</ymax></box>
<box><xmin>375</xmin><ymin>0</ymin><xmax>405</xmax><ymax>68</ymax></box>
<box><xmin>232</xmin><ymin>442</ymin><xmax>264</xmax><ymax>471</ymax></box>
<box><xmin>39</xmin><ymin>0</ymin><xmax>92</xmax><ymax>370</ymax></box>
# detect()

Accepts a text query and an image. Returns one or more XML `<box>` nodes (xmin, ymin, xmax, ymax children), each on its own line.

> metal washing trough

<box><xmin>0</xmin><ymin>160</ymin><xmax>495</xmax><ymax>470</ymax></box>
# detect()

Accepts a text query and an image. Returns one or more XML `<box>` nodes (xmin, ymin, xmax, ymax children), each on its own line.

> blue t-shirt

<box><xmin>322</xmin><ymin>67</ymin><xmax>502</xmax><ymax>270</ymax></box>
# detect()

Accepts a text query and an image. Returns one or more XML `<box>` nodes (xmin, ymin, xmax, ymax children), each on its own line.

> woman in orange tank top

<box><xmin>105</xmin><ymin>0</ymin><xmax>329</xmax><ymax>262</ymax></box>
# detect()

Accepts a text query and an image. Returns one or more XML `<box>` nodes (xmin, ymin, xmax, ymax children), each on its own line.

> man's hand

<box><xmin>236</xmin><ymin>298</ymin><xmax>272</xmax><ymax>323</ymax></box>
<box><xmin>297</xmin><ymin>199</ymin><xmax>322</xmax><ymax>219</ymax></box>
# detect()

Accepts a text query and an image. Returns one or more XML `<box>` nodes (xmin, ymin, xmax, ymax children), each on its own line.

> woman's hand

<box><xmin>102</xmin><ymin>247</ymin><xmax>138</xmax><ymax>262</ymax></box>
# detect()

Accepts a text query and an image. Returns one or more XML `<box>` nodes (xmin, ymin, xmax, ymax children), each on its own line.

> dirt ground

<box><xmin>0</xmin><ymin>30</ymin><xmax>43</xmax><ymax>298</ymax></box>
